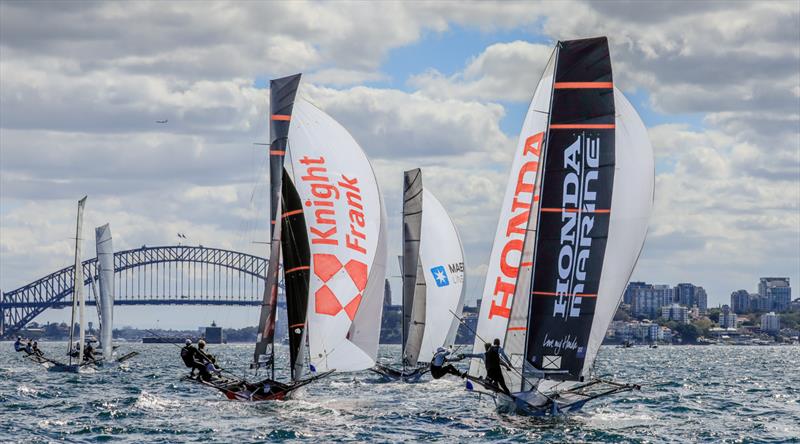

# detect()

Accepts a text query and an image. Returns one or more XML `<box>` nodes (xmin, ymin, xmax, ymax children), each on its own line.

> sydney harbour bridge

<box><xmin>0</xmin><ymin>245</ymin><xmax>279</xmax><ymax>338</ymax></box>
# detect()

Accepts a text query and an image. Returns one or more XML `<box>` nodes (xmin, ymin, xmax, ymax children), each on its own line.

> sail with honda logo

<box><xmin>371</xmin><ymin>168</ymin><xmax>466</xmax><ymax>382</ymax></box>
<box><xmin>464</xmin><ymin>37</ymin><xmax>654</xmax><ymax>416</ymax></box>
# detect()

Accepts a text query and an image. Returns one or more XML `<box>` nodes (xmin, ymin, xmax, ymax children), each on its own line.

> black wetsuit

<box><xmin>429</xmin><ymin>350</ymin><xmax>463</xmax><ymax>379</ymax></box>
<box><xmin>485</xmin><ymin>346</ymin><xmax>511</xmax><ymax>395</ymax></box>
<box><xmin>181</xmin><ymin>345</ymin><xmax>209</xmax><ymax>380</ymax></box>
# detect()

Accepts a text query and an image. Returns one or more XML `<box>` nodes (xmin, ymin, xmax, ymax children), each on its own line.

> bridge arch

<box><xmin>0</xmin><ymin>245</ymin><xmax>277</xmax><ymax>338</ymax></box>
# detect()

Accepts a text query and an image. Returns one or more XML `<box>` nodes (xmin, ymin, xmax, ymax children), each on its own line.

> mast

<box><xmin>69</xmin><ymin>196</ymin><xmax>87</xmax><ymax>365</ymax></box>
<box><xmin>401</xmin><ymin>169</ymin><xmax>425</xmax><ymax>369</ymax></box>
<box><xmin>524</xmin><ymin>37</ymin><xmax>616</xmax><ymax>381</ymax></box>
<box><xmin>253</xmin><ymin>73</ymin><xmax>301</xmax><ymax>378</ymax></box>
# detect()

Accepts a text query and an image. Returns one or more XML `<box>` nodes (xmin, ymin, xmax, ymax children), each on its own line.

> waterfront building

<box><xmin>730</xmin><ymin>289</ymin><xmax>750</xmax><ymax>313</ymax></box>
<box><xmin>759</xmin><ymin>277</ymin><xmax>791</xmax><ymax>312</ymax></box>
<box><xmin>630</xmin><ymin>283</ymin><xmax>674</xmax><ymax>318</ymax></box>
<box><xmin>624</xmin><ymin>281</ymin><xmax>649</xmax><ymax>305</ymax></box>
<box><xmin>661</xmin><ymin>304</ymin><xmax>690</xmax><ymax>324</ymax></box>
<box><xmin>675</xmin><ymin>283</ymin><xmax>708</xmax><ymax>313</ymax></box>
<box><xmin>720</xmin><ymin>305</ymin><xmax>737</xmax><ymax>329</ymax></box>
<box><xmin>760</xmin><ymin>312</ymin><xmax>780</xmax><ymax>332</ymax></box>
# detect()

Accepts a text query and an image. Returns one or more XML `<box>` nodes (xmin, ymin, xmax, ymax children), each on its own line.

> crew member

<box><xmin>430</xmin><ymin>347</ymin><xmax>466</xmax><ymax>380</ymax></box>
<box><xmin>83</xmin><ymin>342</ymin><xmax>95</xmax><ymax>362</ymax></box>
<box><xmin>462</xmin><ymin>339</ymin><xmax>512</xmax><ymax>394</ymax></box>
<box><xmin>32</xmin><ymin>341</ymin><xmax>44</xmax><ymax>357</ymax></box>
<box><xmin>14</xmin><ymin>336</ymin><xmax>25</xmax><ymax>353</ymax></box>
<box><xmin>24</xmin><ymin>340</ymin><xmax>33</xmax><ymax>355</ymax></box>
<box><xmin>181</xmin><ymin>339</ymin><xmax>209</xmax><ymax>380</ymax></box>
<box><xmin>197</xmin><ymin>340</ymin><xmax>221</xmax><ymax>379</ymax></box>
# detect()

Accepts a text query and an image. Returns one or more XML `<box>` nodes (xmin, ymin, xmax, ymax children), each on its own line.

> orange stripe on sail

<box><xmin>282</xmin><ymin>209</ymin><xmax>303</xmax><ymax>218</ymax></box>
<box><xmin>554</xmin><ymin>82</ymin><xmax>613</xmax><ymax>89</ymax></box>
<box><xmin>271</xmin><ymin>114</ymin><xmax>291</xmax><ymax>121</ymax></box>
<box><xmin>507</xmin><ymin>326</ymin><xmax>527</xmax><ymax>331</ymax></box>
<box><xmin>270</xmin><ymin>150</ymin><xmax>286</xmax><ymax>155</ymax></box>
<box><xmin>520</xmin><ymin>262</ymin><xmax>533</xmax><ymax>267</ymax></box>
<box><xmin>540</xmin><ymin>208</ymin><xmax>611</xmax><ymax>214</ymax></box>
<box><xmin>532</xmin><ymin>291</ymin><xmax>598</xmax><ymax>298</ymax></box>
<box><xmin>550</xmin><ymin>123</ymin><xmax>615</xmax><ymax>129</ymax></box>
<box><xmin>285</xmin><ymin>265</ymin><xmax>310</xmax><ymax>274</ymax></box>
<box><xmin>288</xmin><ymin>323</ymin><xmax>305</xmax><ymax>328</ymax></box>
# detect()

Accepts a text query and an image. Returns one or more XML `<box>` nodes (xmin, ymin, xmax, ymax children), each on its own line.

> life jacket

<box><xmin>180</xmin><ymin>345</ymin><xmax>197</xmax><ymax>367</ymax></box>
<box><xmin>485</xmin><ymin>346</ymin><xmax>501</xmax><ymax>374</ymax></box>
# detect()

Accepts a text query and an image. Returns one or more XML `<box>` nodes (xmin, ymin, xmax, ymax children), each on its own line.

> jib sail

<box><xmin>401</xmin><ymin>168</ymin><xmax>426</xmax><ymax>367</ymax></box>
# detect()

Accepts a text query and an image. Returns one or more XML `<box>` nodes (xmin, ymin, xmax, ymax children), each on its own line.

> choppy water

<box><xmin>1</xmin><ymin>343</ymin><xmax>798</xmax><ymax>443</ymax></box>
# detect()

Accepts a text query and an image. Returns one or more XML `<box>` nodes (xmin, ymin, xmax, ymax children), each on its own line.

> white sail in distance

<box><xmin>415</xmin><ymin>188</ymin><xmax>466</xmax><ymax>362</ymax></box>
<box><xmin>286</xmin><ymin>98</ymin><xmax>387</xmax><ymax>372</ymax></box>
<box><xmin>95</xmin><ymin>224</ymin><xmax>114</xmax><ymax>361</ymax></box>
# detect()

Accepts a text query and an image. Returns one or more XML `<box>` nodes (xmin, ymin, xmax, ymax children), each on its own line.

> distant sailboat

<box><xmin>465</xmin><ymin>36</ymin><xmax>653</xmax><ymax>415</ymax></box>
<box><xmin>371</xmin><ymin>169</ymin><xmax>466</xmax><ymax>382</ymax></box>
<box><xmin>193</xmin><ymin>73</ymin><xmax>387</xmax><ymax>400</ymax></box>
<box><xmin>44</xmin><ymin>196</ymin><xmax>95</xmax><ymax>373</ymax></box>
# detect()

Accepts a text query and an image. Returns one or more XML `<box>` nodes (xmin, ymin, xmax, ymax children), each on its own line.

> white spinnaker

<box><xmin>288</xmin><ymin>98</ymin><xmax>385</xmax><ymax>372</ymax></box>
<box><xmin>470</xmin><ymin>56</ymin><xmax>554</xmax><ymax>377</ymax></box>
<box><xmin>417</xmin><ymin>189</ymin><xmax>466</xmax><ymax>362</ymax></box>
<box><xmin>580</xmin><ymin>88</ymin><xmax>654</xmax><ymax>378</ymax></box>
<box><xmin>95</xmin><ymin>224</ymin><xmax>114</xmax><ymax>361</ymax></box>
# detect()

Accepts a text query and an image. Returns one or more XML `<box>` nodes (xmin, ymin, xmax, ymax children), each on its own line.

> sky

<box><xmin>1</xmin><ymin>1</ymin><xmax>798</xmax><ymax>329</ymax></box>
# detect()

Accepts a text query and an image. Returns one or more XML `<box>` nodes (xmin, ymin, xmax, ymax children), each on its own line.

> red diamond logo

<box><xmin>315</xmin><ymin>285</ymin><xmax>342</xmax><ymax>316</ymax></box>
<box><xmin>344</xmin><ymin>260</ymin><xmax>368</xmax><ymax>291</ymax></box>
<box><xmin>343</xmin><ymin>293</ymin><xmax>362</xmax><ymax>321</ymax></box>
<box><xmin>314</xmin><ymin>254</ymin><xmax>342</xmax><ymax>282</ymax></box>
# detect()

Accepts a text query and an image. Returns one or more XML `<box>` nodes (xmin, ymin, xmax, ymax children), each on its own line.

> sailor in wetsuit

<box><xmin>462</xmin><ymin>339</ymin><xmax>512</xmax><ymax>395</ymax></box>
<box><xmin>24</xmin><ymin>340</ymin><xmax>33</xmax><ymax>355</ymax></box>
<box><xmin>32</xmin><ymin>341</ymin><xmax>44</xmax><ymax>357</ymax></box>
<box><xmin>14</xmin><ymin>337</ymin><xmax>26</xmax><ymax>353</ymax></box>
<box><xmin>83</xmin><ymin>342</ymin><xmax>95</xmax><ymax>362</ymax></box>
<box><xmin>429</xmin><ymin>347</ymin><xmax>466</xmax><ymax>379</ymax></box>
<box><xmin>197</xmin><ymin>340</ymin><xmax>222</xmax><ymax>379</ymax></box>
<box><xmin>181</xmin><ymin>339</ymin><xmax>209</xmax><ymax>380</ymax></box>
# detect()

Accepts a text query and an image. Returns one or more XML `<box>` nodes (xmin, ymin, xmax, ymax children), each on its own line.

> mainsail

<box><xmin>281</xmin><ymin>169</ymin><xmax>311</xmax><ymax>380</ymax></box>
<box><xmin>95</xmin><ymin>223</ymin><xmax>114</xmax><ymax>361</ymax></box>
<box><xmin>286</xmin><ymin>98</ymin><xmax>387</xmax><ymax>372</ymax></box>
<box><xmin>253</xmin><ymin>73</ymin><xmax>301</xmax><ymax>374</ymax></box>
<box><xmin>401</xmin><ymin>169</ymin><xmax>466</xmax><ymax>368</ymax></box>
<box><xmin>402</xmin><ymin>169</ymin><xmax>425</xmax><ymax>367</ymax></box>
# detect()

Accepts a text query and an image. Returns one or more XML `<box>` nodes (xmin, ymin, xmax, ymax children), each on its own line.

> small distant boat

<box><xmin>371</xmin><ymin>169</ymin><xmax>466</xmax><ymax>382</ymax></box>
<box><xmin>464</xmin><ymin>36</ymin><xmax>653</xmax><ymax>416</ymax></box>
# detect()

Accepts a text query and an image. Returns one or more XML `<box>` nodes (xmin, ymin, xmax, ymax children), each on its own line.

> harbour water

<box><xmin>1</xmin><ymin>343</ymin><xmax>798</xmax><ymax>443</ymax></box>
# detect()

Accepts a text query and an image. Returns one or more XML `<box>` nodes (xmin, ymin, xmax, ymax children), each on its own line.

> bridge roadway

<box><xmin>0</xmin><ymin>245</ymin><xmax>277</xmax><ymax>338</ymax></box>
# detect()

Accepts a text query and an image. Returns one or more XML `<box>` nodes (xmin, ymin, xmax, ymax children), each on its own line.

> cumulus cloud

<box><xmin>1</xmin><ymin>0</ymin><xmax>798</xmax><ymax>313</ymax></box>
